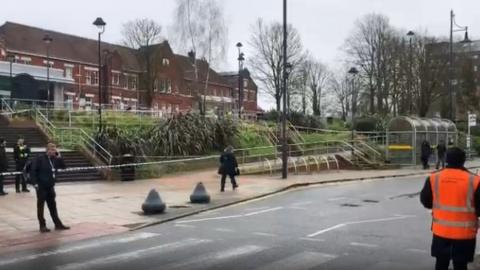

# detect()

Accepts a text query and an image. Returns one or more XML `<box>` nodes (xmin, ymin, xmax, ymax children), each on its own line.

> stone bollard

<box><xmin>190</xmin><ymin>182</ymin><xmax>211</xmax><ymax>204</ymax></box>
<box><xmin>142</xmin><ymin>189</ymin><xmax>166</xmax><ymax>215</ymax></box>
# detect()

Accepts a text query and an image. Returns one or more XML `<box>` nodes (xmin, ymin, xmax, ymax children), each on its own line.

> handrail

<box><xmin>0</xmin><ymin>98</ymin><xmax>14</xmax><ymax>115</ymax></box>
<box><xmin>35</xmin><ymin>108</ymin><xmax>113</xmax><ymax>165</ymax></box>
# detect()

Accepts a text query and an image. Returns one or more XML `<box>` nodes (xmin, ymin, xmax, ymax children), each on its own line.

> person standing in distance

<box><xmin>218</xmin><ymin>145</ymin><xmax>239</xmax><ymax>192</ymax></box>
<box><xmin>30</xmin><ymin>143</ymin><xmax>70</xmax><ymax>233</ymax></box>
<box><xmin>420</xmin><ymin>147</ymin><xmax>480</xmax><ymax>270</ymax></box>
<box><xmin>0</xmin><ymin>138</ymin><xmax>8</xmax><ymax>196</ymax></box>
<box><xmin>14</xmin><ymin>137</ymin><xmax>31</xmax><ymax>193</ymax></box>
<box><xmin>436</xmin><ymin>140</ymin><xmax>447</xmax><ymax>170</ymax></box>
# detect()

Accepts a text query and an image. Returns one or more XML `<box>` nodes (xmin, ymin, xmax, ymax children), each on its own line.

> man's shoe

<box><xmin>233</xmin><ymin>184</ymin><xmax>239</xmax><ymax>190</ymax></box>
<box><xmin>22</xmin><ymin>188</ymin><xmax>30</xmax><ymax>193</ymax></box>
<box><xmin>0</xmin><ymin>192</ymin><xmax>8</xmax><ymax>196</ymax></box>
<box><xmin>55</xmin><ymin>224</ymin><xmax>70</xmax><ymax>230</ymax></box>
<box><xmin>16</xmin><ymin>190</ymin><xmax>21</xmax><ymax>193</ymax></box>
<box><xmin>40</xmin><ymin>227</ymin><xmax>51</xmax><ymax>233</ymax></box>
<box><xmin>220</xmin><ymin>189</ymin><xmax>225</xmax><ymax>192</ymax></box>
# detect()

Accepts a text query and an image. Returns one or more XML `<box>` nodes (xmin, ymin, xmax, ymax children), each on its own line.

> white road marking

<box><xmin>299</xmin><ymin>237</ymin><xmax>326</xmax><ymax>242</ymax></box>
<box><xmin>350</xmin><ymin>242</ymin><xmax>378</xmax><ymax>248</ymax></box>
<box><xmin>163</xmin><ymin>245</ymin><xmax>266</xmax><ymax>269</ymax></box>
<box><xmin>307</xmin><ymin>224</ymin><xmax>346</xmax><ymax>237</ymax></box>
<box><xmin>244</xmin><ymin>206</ymin><xmax>270</xmax><ymax>211</ymax></box>
<box><xmin>0</xmin><ymin>232</ymin><xmax>160</xmax><ymax>267</ymax></box>
<box><xmin>56</xmin><ymin>238</ymin><xmax>211</xmax><ymax>270</ymax></box>
<box><xmin>174</xmin><ymin>224</ymin><xmax>196</xmax><ymax>228</ymax></box>
<box><xmin>253</xmin><ymin>232</ymin><xmax>277</xmax><ymax>237</ymax></box>
<box><xmin>244</xmin><ymin>207</ymin><xmax>283</xmax><ymax>216</ymax></box>
<box><xmin>214</xmin><ymin>228</ymin><xmax>235</xmax><ymax>233</ymax></box>
<box><xmin>406</xmin><ymin>248</ymin><xmax>428</xmax><ymax>254</ymax></box>
<box><xmin>307</xmin><ymin>215</ymin><xmax>415</xmax><ymax>238</ymax></box>
<box><xmin>176</xmin><ymin>207</ymin><xmax>283</xmax><ymax>224</ymax></box>
<box><xmin>256</xmin><ymin>251</ymin><xmax>337</xmax><ymax>270</ymax></box>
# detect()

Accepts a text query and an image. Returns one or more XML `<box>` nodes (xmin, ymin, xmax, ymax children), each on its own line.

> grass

<box><xmin>301</xmin><ymin>132</ymin><xmax>349</xmax><ymax>144</ymax></box>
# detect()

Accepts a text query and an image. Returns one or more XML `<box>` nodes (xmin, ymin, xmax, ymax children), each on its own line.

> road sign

<box><xmin>469</xmin><ymin>113</ymin><xmax>477</xmax><ymax>127</ymax></box>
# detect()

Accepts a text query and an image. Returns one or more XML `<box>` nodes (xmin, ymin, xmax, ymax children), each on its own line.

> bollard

<box><xmin>142</xmin><ymin>189</ymin><xmax>166</xmax><ymax>215</ymax></box>
<box><xmin>190</xmin><ymin>182</ymin><xmax>211</xmax><ymax>204</ymax></box>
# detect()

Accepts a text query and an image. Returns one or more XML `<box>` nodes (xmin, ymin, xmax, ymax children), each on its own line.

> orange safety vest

<box><xmin>430</xmin><ymin>169</ymin><xmax>480</xmax><ymax>239</ymax></box>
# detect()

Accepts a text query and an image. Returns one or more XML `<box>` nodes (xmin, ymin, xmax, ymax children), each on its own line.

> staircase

<box><xmin>4</xmin><ymin>151</ymin><xmax>104</xmax><ymax>185</ymax></box>
<box><xmin>1</xmin><ymin>116</ymin><xmax>105</xmax><ymax>184</ymax></box>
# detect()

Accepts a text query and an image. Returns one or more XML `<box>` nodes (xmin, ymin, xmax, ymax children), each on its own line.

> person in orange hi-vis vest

<box><xmin>421</xmin><ymin>147</ymin><xmax>480</xmax><ymax>270</ymax></box>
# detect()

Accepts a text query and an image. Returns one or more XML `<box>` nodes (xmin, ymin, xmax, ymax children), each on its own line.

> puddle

<box><xmin>340</xmin><ymin>203</ymin><xmax>361</xmax><ymax>207</ymax></box>
<box><xmin>169</xmin><ymin>205</ymin><xmax>191</xmax><ymax>209</ymax></box>
<box><xmin>363</xmin><ymin>199</ymin><xmax>379</xmax><ymax>203</ymax></box>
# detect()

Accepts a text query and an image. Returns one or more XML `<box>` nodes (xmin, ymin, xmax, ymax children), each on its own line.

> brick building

<box><xmin>0</xmin><ymin>22</ymin><xmax>258</xmax><ymax>116</ymax></box>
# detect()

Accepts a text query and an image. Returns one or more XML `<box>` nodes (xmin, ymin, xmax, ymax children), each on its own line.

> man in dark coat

<box><xmin>420</xmin><ymin>147</ymin><xmax>480</xmax><ymax>270</ymax></box>
<box><xmin>14</xmin><ymin>137</ymin><xmax>31</xmax><ymax>193</ymax></box>
<box><xmin>30</xmin><ymin>143</ymin><xmax>69</xmax><ymax>233</ymax></box>
<box><xmin>436</xmin><ymin>140</ymin><xmax>447</xmax><ymax>170</ymax></box>
<box><xmin>421</xmin><ymin>140</ymin><xmax>432</xmax><ymax>169</ymax></box>
<box><xmin>219</xmin><ymin>145</ymin><xmax>239</xmax><ymax>192</ymax></box>
<box><xmin>0</xmin><ymin>138</ymin><xmax>8</xmax><ymax>196</ymax></box>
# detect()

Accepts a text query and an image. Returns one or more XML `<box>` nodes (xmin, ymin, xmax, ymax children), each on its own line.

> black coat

<box><xmin>437</xmin><ymin>143</ymin><xmax>447</xmax><ymax>157</ymax></box>
<box><xmin>13</xmin><ymin>144</ymin><xmax>31</xmax><ymax>170</ymax></box>
<box><xmin>421</xmin><ymin>141</ymin><xmax>432</xmax><ymax>158</ymax></box>
<box><xmin>0</xmin><ymin>146</ymin><xmax>7</xmax><ymax>173</ymax></box>
<box><xmin>219</xmin><ymin>152</ymin><xmax>238</xmax><ymax>176</ymax></box>
<box><xmin>30</xmin><ymin>153</ymin><xmax>66</xmax><ymax>188</ymax></box>
<box><xmin>420</xmin><ymin>166</ymin><xmax>480</xmax><ymax>261</ymax></box>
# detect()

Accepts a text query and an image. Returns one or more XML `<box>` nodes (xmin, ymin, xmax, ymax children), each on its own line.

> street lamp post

<box><xmin>407</xmin><ymin>30</ymin><xmax>415</xmax><ymax>114</ymax></box>
<box><xmin>93</xmin><ymin>17</ymin><xmax>106</xmax><ymax>132</ymax></box>
<box><xmin>449</xmin><ymin>10</ymin><xmax>471</xmax><ymax>122</ymax></box>
<box><xmin>236</xmin><ymin>42</ymin><xmax>245</xmax><ymax>119</ymax></box>
<box><xmin>281</xmin><ymin>0</ymin><xmax>288</xmax><ymax>179</ymax></box>
<box><xmin>6</xmin><ymin>53</ymin><xmax>15</xmax><ymax>107</ymax></box>
<box><xmin>43</xmin><ymin>34</ymin><xmax>53</xmax><ymax>119</ymax></box>
<box><xmin>348</xmin><ymin>67</ymin><xmax>359</xmax><ymax>158</ymax></box>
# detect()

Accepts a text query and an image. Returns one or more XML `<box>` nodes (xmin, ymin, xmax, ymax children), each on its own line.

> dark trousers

<box><xmin>421</xmin><ymin>156</ymin><xmax>430</xmax><ymax>169</ymax></box>
<box><xmin>220</xmin><ymin>174</ymin><xmax>237</xmax><ymax>191</ymax></box>
<box><xmin>436</xmin><ymin>155</ymin><xmax>446</xmax><ymax>170</ymax></box>
<box><xmin>435</xmin><ymin>257</ymin><xmax>467</xmax><ymax>270</ymax></box>
<box><xmin>36</xmin><ymin>186</ymin><xmax>62</xmax><ymax>228</ymax></box>
<box><xmin>0</xmin><ymin>174</ymin><xmax>4</xmax><ymax>192</ymax></box>
<box><xmin>15</xmin><ymin>162</ymin><xmax>27</xmax><ymax>191</ymax></box>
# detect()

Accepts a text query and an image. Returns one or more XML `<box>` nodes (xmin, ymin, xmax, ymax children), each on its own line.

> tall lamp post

<box><xmin>236</xmin><ymin>42</ymin><xmax>245</xmax><ymax>119</ymax></box>
<box><xmin>93</xmin><ymin>17</ymin><xmax>106</xmax><ymax>132</ymax></box>
<box><xmin>449</xmin><ymin>10</ymin><xmax>471</xmax><ymax>122</ymax></box>
<box><xmin>348</xmin><ymin>67</ymin><xmax>359</xmax><ymax>157</ymax></box>
<box><xmin>407</xmin><ymin>30</ymin><xmax>415</xmax><ymax>114</ymax></box>
<box><xmin>6</xmin><ymin>53</ymin><xmax>14</xmax><ymax>100</ymax></box>
<box><xmin>43</xmin><ymin>34</ymin><xmax>53</xmax><ymax>119</ymax></box>
<box><xmin>281</xmin><ymin>0</ymin><xmax>288</xmax><ymax>179</ymax></box>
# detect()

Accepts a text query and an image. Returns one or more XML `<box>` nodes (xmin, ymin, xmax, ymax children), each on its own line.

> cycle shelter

<box><xmin>386</xmin><ymin>117</ymin><xmax>457</xmax><ymax>165</ymax></box>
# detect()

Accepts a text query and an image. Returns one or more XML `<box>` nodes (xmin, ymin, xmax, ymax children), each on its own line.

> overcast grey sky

<box><xmin>1</xmin><ymin>0</ymin><xmax>478</xmax><ymax>108</ymax></box>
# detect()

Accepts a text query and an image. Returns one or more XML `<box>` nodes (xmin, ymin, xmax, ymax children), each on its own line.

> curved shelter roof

<box><xmin>388</xmin><ymin>116</ymin><xmax>456</xmax><ymax>133</ymax></box>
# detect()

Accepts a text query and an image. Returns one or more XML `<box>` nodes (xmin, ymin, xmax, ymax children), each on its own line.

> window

<box><xmin>85</xmin><ymin>71</ymin><xmax>98</xmax><ymax>85</ymax></box>
<box><xmin>162</xmin><ymin>58</ymin><xmax>170</xmax><ymax>66</ymax></box>
<box><xmin>112</xmin><ymin>73</ymin><xmax>120</xmax><ymax>86</ymax></box>
<box><xmin>153</xmin><ymin>78</ymin><xmax>159</xmax><ymax>92</ymax></box>
<box><xmin>160</xmin><ymin>79</ymin><xmax>172</xmax><ymax>93</ymax></box>
<box><xmin>20</xmin><ymin>57</ymin><xmax>31</xmax><ymax>64</ymax></box>
<box><xmin>130</xmin><ymin>76</ymin><xmax>137</xmax><ymax>90</ymax></box>
<box><xmin>123</xmin><ymin>74</ymin><xmax>129</xmax><ymax>89</ymax></box>
<box><xmin>43</xmin><ymin>60</ymin><xmax>54</xmax><ymax>67</ymax></box>
<box><xmin>65</xmin><ymin>67</ymin><xmax>73</xmax><ymax>79</ymax></box>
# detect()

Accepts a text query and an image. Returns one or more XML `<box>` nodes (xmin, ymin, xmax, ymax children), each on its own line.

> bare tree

<box><xmin>121</xmin><ymin>18</ymin><xmax>163</xmax><ymax>107</ymax></box>
<box><xmin>172</xmin><ymin>0</ymin><xmax>228</xmax><ymax>115</ymax></box>
<box><xmin>304</xmin><ymin>59</ymin><xmax>329</xmax><ymax>116</ymax></box>
<box><xmin>328</xmin><ymin>71</ymin><xmax>352</xmax><ymax>121</ymax></box>
<box><xmin>249</xmin><ymin>18</ymin><xmax>305</xmax><ymax>112</ymax></box>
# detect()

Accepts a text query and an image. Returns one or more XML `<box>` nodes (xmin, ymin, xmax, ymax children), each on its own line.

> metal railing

<box><xmin>35</xmin><ymin>109</ymin><xmax>113</xmax><ymax>165</ymax></box>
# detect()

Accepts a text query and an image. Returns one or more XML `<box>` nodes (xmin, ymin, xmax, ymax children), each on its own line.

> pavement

<box><xmin>1</xmin><ymin>159</ymin><xmax>480</xmax><ymax>256</ymax></box>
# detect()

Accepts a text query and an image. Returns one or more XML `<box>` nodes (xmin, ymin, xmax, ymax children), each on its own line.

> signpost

<box><xmin>468</xmin><ymin>112</ymin><xmax>476</xmax><ymax>159</ymax></box>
